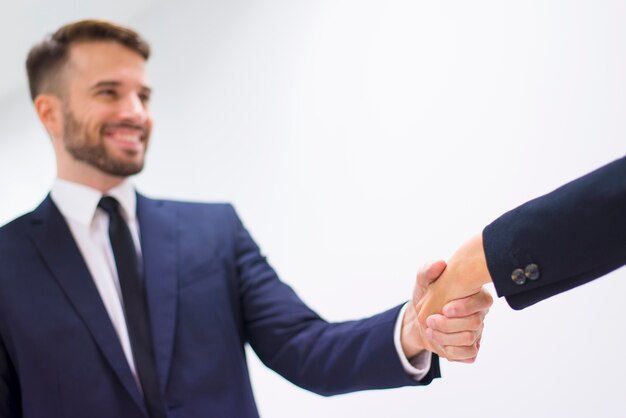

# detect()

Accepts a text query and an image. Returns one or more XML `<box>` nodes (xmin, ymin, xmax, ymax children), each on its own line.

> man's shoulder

<box><xmin>0</xmin><ymin>209</ymin><xmax>42</xmax><ymax>261</ymax></box>
<box><xmin>0</xmin><ymin>205</ymin><xmax>42</xmax><ymax>238</ymax></box>
<box><xmin>137</xmin><ymin>194</ymin><xmax>240</xmax><ymax>223</ymax></box>
<box><xmin>138</xmin><ymin>194</ymin><xmax>234</xmax><ymax>211</ymax></box>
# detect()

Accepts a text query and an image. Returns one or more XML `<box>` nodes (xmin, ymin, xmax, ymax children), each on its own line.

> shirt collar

<box><xmin>51</xmin><ymin>178</ymin><xmax>137</xmax><ymax>226</ymax></box>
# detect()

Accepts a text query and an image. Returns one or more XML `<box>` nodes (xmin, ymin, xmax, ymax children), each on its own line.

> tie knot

<box><xmin>98</xmin><ymin>196</ymin><xmax>121</xmax><ymax>216</ymax></box>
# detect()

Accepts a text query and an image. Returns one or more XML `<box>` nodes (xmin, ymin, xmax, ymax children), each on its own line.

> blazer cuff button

<box><xmin>524</xmin><ymin>263</ymin><xmax>540</xmax><ymax>281</ymax></box>
<box><xmin>511</xmin><ymin>268</ymin><xmax>526</xmax><ymax>285</ymax></box>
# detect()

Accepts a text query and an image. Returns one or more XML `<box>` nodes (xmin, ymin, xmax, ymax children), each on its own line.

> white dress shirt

<box><xmin>51</xmin><ymin>178</ymin><xmax>142</xmax><ymax>387</ymax></box>
<box><xmin>50</xmin><ymin>178</ymin><xmax>431</xmax><ymax>386</ymax></box>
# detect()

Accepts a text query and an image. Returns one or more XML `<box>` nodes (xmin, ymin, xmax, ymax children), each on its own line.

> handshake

<box><xmin>396</xmin><ymin>155</ymin><xmax>626</xmax><ymax>363</ymax></box>
<box><xmin>401</xmin><ymin>234</ymin><xmax>494</xmax><ymax>363</ymax></box>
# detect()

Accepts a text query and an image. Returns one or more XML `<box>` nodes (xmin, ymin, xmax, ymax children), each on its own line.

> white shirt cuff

<box><xmin>394</xmin><ymin>303</ymin><xmax>432</xmax><ymax>381</ymax></box>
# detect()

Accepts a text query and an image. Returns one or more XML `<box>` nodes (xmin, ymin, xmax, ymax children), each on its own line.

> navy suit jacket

<box><xmin>0</xmin><ymin>194</ymin><xmax>439</xmax><ymax>418</ymax></box>
<box><xmin>483</xmin><ymin>155</ymin><xmax>626</xmax><ymax>309</ymax></box>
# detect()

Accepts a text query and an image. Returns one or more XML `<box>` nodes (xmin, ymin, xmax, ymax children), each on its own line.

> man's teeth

<box><xmin>112</xmin><ymin>134</ymin><xmax>141</xmax><ymax>143</ymax></box>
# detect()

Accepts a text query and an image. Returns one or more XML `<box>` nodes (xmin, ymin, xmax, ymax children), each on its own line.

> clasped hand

<box><xmin>401</xmin><ymin>235</ymin><xmax>493</xmax><ymax>363</ymax></box>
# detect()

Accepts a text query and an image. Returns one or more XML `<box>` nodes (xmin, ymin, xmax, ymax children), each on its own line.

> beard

<box><xmin>62</xmin><ymin>106</ymin><xmax>148</xmax><ymax>177</ymax></box>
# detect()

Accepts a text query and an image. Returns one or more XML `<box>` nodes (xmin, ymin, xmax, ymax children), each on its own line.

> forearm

<box><xmin>483</xmin><ymin>155</ymin><xmax>626</xmax><ymax>309</ymax></box>
<box><xmin>249</xmin><ymin>305</ymin><xmax>440</xmax><ymax>395</ymax></box>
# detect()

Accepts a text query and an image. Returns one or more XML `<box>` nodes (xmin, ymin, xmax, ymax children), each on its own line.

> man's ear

<box><xmin>34</xmin><ymin>94</ymin><xmax>63</xmax><ymax>139</ymax></box>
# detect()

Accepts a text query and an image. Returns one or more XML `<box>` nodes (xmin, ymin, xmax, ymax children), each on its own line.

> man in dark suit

<box><xmin>0</xmin><ymin>20</ymin><xmax>492</xmax><ymax>417</ymax></box>
<box><xmin>416</xmin><ymin>155</ymin><xmax>626</xmax><ymax>334</ymax></box>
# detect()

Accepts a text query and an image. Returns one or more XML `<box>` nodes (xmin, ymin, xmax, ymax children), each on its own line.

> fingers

<box><xmin>426</xmin><ymin>322</ymin><xmax>482</xmax><ymax>346</ymax></box>
<box><xmin>441</xmin><ymin>287</ymin><xmax>493</xmax><ymax>318</ymax></box>
<box><xmin>426</xmin><ymin>312</ymin><xmax>484</xmax><ymax>334</ymax></box>
<box><xmin>429</xmin><ymin>324</ymin><xmax>484</xmax><ymax>363</ymax></box>
<box><xmin>443</xmin><ymin>344</ymin><xmax>480</xmax><ymax>362</ymax></box>
<box><xmin>423</xmin><ymin>291</ymin><xmax>489</xmax><ymax>363</ymax></box>
<box><xmin>416</xmin><ymin>259</ymin><xmax>447</xmax><ymax>288</ymax></box>
<box><xmin>412</xmin><ymin>260</ymin><xmax>491</xmax><ymax>363</ymax></box>
<box><xmin>454</xmin><ymin>336</ymin><xmax>482</xmax><ymax>364</ymax></box>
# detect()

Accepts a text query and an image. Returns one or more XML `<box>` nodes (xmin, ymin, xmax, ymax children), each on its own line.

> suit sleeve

<box><xmin>225</xmin><ymin>206</ymin><xmax>440</xmax><ymax>396</ymax></box>
<box><xmin>0</xmin><ymin>333</ymin><xmax>21</xmax><ymax>418</ymax></box>
<box><xmin>483</xmin><ymin>155</ymin><xmax>626</xmax><ymax>310</ymax></box>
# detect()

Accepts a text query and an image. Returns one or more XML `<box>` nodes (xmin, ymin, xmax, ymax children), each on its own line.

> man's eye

<box><xmin>97</xmin><ymin>89</ymin><xmax>117</xmax><ymax>97</ymax></box>
<box><xmin>139</xmin><ymin>93</ymin><xmax>151</xmax><ymax>103</ymax></box>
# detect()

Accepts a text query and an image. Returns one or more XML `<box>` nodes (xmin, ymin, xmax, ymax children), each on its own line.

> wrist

<box><xmin>454</xmin><ymin>234</ymin><xmax>492</xmax><ymax>292</ymax></box>
<box><xmin>401</xmin><ymin>303</ymin><xmax>426</xmax><ymax>358</ymax></box>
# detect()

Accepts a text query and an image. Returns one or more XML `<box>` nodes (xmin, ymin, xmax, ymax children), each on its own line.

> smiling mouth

<box><xmin>102</xmin><ymin>123</ymin><xmax>147</xmax><ymax>149</ymax></box>
<box><xmin>108</xmin><ymin>132</ymin><xmax>142</xmax><ymax>143</ymax></box>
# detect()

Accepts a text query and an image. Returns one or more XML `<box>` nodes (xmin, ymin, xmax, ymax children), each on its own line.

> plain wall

<box><xmin>1</xmin><ymin>1</ymin><xmax>625</xmax><ymax>417</ymax></box>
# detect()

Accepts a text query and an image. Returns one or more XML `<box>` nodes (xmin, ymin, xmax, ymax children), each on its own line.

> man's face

<box><xmin>58</xmin><ymin>41</ymin><xmax>153</xmax><ymax>178</ymax></box>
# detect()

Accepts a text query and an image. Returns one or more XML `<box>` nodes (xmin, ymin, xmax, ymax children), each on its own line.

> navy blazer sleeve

<box><xmin>482</xmin><ymin>155</ymin><xmax>626</xmax><ymax>310</ymax></box>
<box><xmin>0</xmin><ymin>334</ymin><xmax>21</xmax><ymax>418</ymax></box>
<box><xmin>225</xmin><ymin>205</ymin><xmax>440</xmax><ymax>395</ymax></box>
<box><xmin>0</xmin><ymin>196</ymin><xmax>439</xmax><ymax>418</ymax></box>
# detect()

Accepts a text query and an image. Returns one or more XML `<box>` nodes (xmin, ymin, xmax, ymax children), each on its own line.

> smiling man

<box><xmin>0</xmin><ymin>20</ymin><xmax>492</xmax><ymax>418</ymax></box>
<box><xmin>30</xmin><ymin>28</ymin><xmax>152</xmax><ymax>188</ymax></box>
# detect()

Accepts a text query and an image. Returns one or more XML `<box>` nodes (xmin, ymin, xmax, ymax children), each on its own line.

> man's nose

<box><xmin>118</xmin><ymin>93</ymin><xmax>148</xmax><ymax>122</ymax></box>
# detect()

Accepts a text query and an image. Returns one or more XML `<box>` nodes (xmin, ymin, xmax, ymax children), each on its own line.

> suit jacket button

<box><xmin>511</xmin><ymin>268</ymin><xmax>526</xmax><ymax>285</ymax></box>
<box><xmin>525</xmin><ymin>263</ymin><xmax>540</xmax><ymax>281</ymax></box>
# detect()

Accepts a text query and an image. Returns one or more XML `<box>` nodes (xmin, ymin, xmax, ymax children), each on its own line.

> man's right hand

<box><xmin>405</xmin><ymin>258</ymin><xmax>493</xmax><ymax>363</ymax></box>
<box><xmin>416</xmin><ymin>234</ymin><xmax>493</xmax><ymax>329</ymax></box>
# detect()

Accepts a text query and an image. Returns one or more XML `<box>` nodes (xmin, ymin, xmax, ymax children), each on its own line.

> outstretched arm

<box><xmin>416</xmin><ymin>154</ymin><xmax>626</xmax><ymax>318</ymax></box>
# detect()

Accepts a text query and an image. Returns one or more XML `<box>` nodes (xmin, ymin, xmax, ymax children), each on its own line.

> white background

<box><xmin>1</xmin><ymin>1</ymin><xmax>625</xmax><ymax>417</ymax></box>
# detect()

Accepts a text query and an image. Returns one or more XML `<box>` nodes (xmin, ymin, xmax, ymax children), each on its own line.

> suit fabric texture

<box><xmin>483</xmin><ymin>155</ymin><xmax>626</xmax><ymax>310</ymax></box>
<box><xmin>0</xmin><ymin>194</ymin><xmax>440</xmax><ymax>418</ymax></box>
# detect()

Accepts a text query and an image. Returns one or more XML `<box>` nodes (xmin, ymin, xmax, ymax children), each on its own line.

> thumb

<box><xmin>417</xmin><ymin>259</ymin><xmax>447</xmax><ymax>288</ymax></box>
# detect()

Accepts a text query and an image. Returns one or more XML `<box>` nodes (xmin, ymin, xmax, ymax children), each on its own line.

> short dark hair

<box><xmin>26</xmin><ymin>19</ymin><xmax>151</xmax><ymax>101</ymax></box>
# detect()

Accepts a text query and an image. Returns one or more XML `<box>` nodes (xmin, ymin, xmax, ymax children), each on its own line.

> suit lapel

<box><xmin>27</xmin><ymin>196</ymin><xmax>148</xmax><ymax>417</ymax></box>
<box><xmin>137</xmin><ymin>194</ymin><xmax>178</xmax><ymax>393</ymax></box>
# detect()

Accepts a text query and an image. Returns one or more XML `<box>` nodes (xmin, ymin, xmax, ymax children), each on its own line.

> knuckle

<box><xmin>468</xmin><ymin>344</ymin><xmax>479</xmax><ymax>358</ymax></box>
<box><xmin>448</xmin><ymin>344</ymin><xmax>478</xmax><ymax>361</ymax></box>
<box><xmin>470</xmin><ymin>315</ymin><xmax>483</xmax><ymax>330</ymax></box>
<box><xmin>484</xmin><ymin>291</ymin><xmax>494</xmax><ymax>306</ymax></box>
<box><xmin>454</xmin><ymin>301</ymin><xmax>469</xmax><ymax>317</ymax></box>
<box><xmin>431</xmin><ymin>330</ymin><xmax>444</xmax><ymax>344</ymax></box>
<box><xmin>434</xmin><ymin>344</ymin><xmax>448</xmax><ymax>359</ymax></box>
<box><xmin>430</xmin><ymin>315</ymin><xmax>445</xmax><ymax>331</ymax></box>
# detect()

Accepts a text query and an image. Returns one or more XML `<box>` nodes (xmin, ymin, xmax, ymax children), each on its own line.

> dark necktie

<box><xmin>98</xmin><ymin>197</ymin><xmax>167</xmax><ymax>418</ymax></box>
